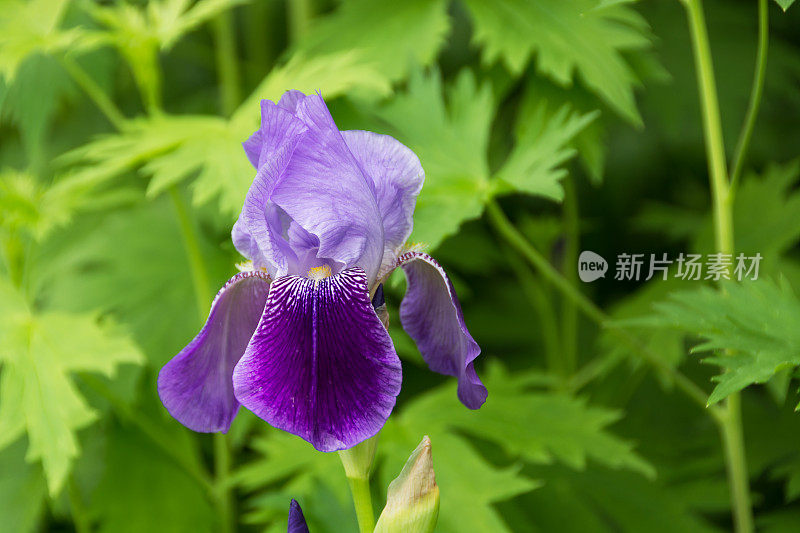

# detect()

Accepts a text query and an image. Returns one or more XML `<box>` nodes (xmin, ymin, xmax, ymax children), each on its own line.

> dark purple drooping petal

<box><xmin>288</xmin><ymin>499</ymin><xmax>310</xmax><ymax>533</ymax></box>
<box><xmin>158</xmin><ymin>271</ymin><xmax>271</xmax><ymax>432</ymax></box>
<box><xmin>342</xmin><ymin>130</ymin><xmax>424</xmax><ymax>272</ymax></box>
<box><xmin>232</xmin><ymin>268</ymin><xmax>402</xmax><ymax>452</ymax></box>
<box><xmin>398</xmin><ymin>252</ymin><xmax>487</xmax><ymax>409</ymax></box>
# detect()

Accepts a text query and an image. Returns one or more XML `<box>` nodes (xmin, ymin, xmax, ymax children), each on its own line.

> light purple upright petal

<box><xmin>270</xmin><ymin>95</ymin><xmax>385</xmax><ymax>283</ymax></box>
<box><xmin>241</xmin><ymin>137</ymin><xmax>306</xmax><ymax>276</ymax></box>
<box><xmin>288</xmin><ymin>500</ymin><xmax>310</xmax><ymax>533</ymax></box>
<box><xmin>342</xmin><ymin>130</ymin><xmax>424</xmax><ymax>272</ymax></box>
<box><xmin>158</xmin><ymin>271</ymin><xmax>271</xmax><ymax>432</ymax></box>
<box><xmin>242</xmin><ymin>99</ymin><xmax>308</xmax><ymax>169</ymax></box>
<box><xmin>233</xmin><ymin>268</ymin><xmax>402</xmax><ymax>452</ymax></box>
<box><xmin>278</xmin><ymin>90</ymin><xmax>306</xmax><ymax>114</ymax></box>
<box><xmin>398</xmin><ymin>251</ymin><xmax>487</xmax><ymax>409</ymax></box>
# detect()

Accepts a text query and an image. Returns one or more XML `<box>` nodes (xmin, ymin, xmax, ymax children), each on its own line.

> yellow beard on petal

<box><xmin>307</xmin><ymin>265</ymin><xmax>332</xmax><ymax>280</ymax></box>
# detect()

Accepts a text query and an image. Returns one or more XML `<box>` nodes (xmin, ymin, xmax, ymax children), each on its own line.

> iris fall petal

<box><xmin>233</xmin><ymin>268</ymin><xmax>402</xmax><ymax>451</ymax></box>
<box><xmin>398</xmin><ymin>251</ymin><xmax>487</xmax><ymax>409</ymax></box>
<box><xmin>157</xmin><ymin>271</ymin><xmax>271</xmax><ymax>432</ymax></box>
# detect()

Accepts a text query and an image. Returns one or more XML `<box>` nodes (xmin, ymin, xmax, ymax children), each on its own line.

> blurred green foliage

<box><xmin>2</xmin><ymin>0</ymin><xmax>800</xmax><ymax>531</ymax></box>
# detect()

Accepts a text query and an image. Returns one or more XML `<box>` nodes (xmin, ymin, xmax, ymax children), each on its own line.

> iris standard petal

<box><xmin>269</xmin><ymin>94</ymin><xmax>385</xmax><ymax>283</ymax></box>
<box><xmin>342</xmin><ymin>130</ymin><xmax>424</xmax><ymax>272</ymax></box>
<box><xmin>158</xmin><ymin>271</ymin><xmax>271</xmax><ymax>432</ymax></box>
<box><xmin>288</xmin><ymin>499</ymin><xmax>310</xmax><ymax>533</ymax></box>
<box><xmin>398</xmin><ymin>251</ymin><xmax>487</xmax><ymax>409</ymax></box>
<box><xmin>232</xmin><ymin>268</ymin><xmax>402</xmax><ymax>452</ymax></box>
<box><xmin>242</xmin><ymin>99</ymin><xmax>308</xmax><ymax>169</ymax></box>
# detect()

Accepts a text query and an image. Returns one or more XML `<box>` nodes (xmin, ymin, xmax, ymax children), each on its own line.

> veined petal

<box><xmin>288</xmin><ymin>499</ymin><xmax>310</xmax><ymax>533</ymax></box>
<box><xmin>233</xmin><ymin>268</ymin><xmax>401</xmax><ymax>452</ymax></box>
<box><xmin>342</xmin><ymin>130</ymin><xmax>424</xmax><ymax>272</ymax></box>
<box><xmin>242</xmin><ymin>99</ymin><xmax>307</xmax><ymax>169</ymax></box>
<box><xmin>398</xmin><ymin>252</ymin><xmax>487</xmax><ymax>409</ymax></box>
<box><xmin>270</xmin><ymin>94</ymin><xmax>385</xmax><ymax>284</ymax></box>
<box><xmin>158</xmin><ymin>271</ymin><xmax>271</xmax><ymax>432</ymax></box>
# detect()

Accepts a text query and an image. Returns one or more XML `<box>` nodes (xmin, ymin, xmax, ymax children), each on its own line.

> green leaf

<box><xmin>295</xmin><ymin>0</ymin><xmax>448</xmax><ymax>85</ymax></box>
<box><xmin>0</xmin><ymin>278</ymin><xmax>144</xmax><ymax>495</ymax></box>
<box><xmin>0</xmin><ymin>54</ymin><xmax>74</xmax><ymax>151</ymax></box>
<box><xmin>0</xmin><ymin>439</ymin><xmax>47</xmax><ymax>533</ymax></box>
<box><xmin>0</xmin><ymin>166</ymin><xmax>131</xmax><ymax>239</ymax></box>
<box><xmin>461</xmin><ymin>0</ymin><xmax>652</xmax><ymax>124</ymax></box>
<box><xmin>0</xmin><ymin>0</ymin><xmax>92</xmax><ymax>83</ymax></box>
<box><xmin>774</xmin><ymin>0</ymin><xmax>795</xmax><ymax>11</ymax></box>
<box><xmin>494</xmin><ymin>102</ymin><xmax>597</xmax><ymax>201</ymax></box>
<box><xmin>397</xmin><ymin>363</ymin><xmax>655</xmax><ymax>478</ymax></box>
<box><xmin>373</xmin><ymin>68</ymin><xmax>493</xmax><ymax>250</ymax></box>
<box><xmin>648</xmin><ymin>279</ymin><xmax>800</xmax><ymax>405</ymax></box>
<box><xmin>37</xmin><ymin>197</ymin><xmax>230</xmax><ymax>364</ymax></box>
<box><xmin>235</xmin><ymin>0</ymin><xmax>449</xmax><ymax>124</ymax></box>
<box><xmin>235</xmin><ymin>431</ymin><xmax>358</xmax><ymax>532</ymax></box>
<box><xmin>91</xmin><ymin>424</ymin><xmax>215</xmax><ymax>533</ymax></box>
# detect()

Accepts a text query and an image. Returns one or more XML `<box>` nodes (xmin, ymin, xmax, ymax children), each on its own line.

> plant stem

<box><xmin>561</xmin><ymin>176</ymin><xmax>580</xmax><ymax>377</ymax></box>
<box><xmin>68</xmin><ymin>476</ymin><xmax>91</xmax><ymax>533</ymax></box>
<box><xmin>683</xmin><ymin>1</ymin><xmax>752</xmax><ymax>531</ymax></box>
<box><xmin>214</xmin><ymin>434</ymin><xmax>235</xmax><ymax>533</ymax></box>
<box><xmin>504</xmin><ymin>246</ymin><xmax>562</xmax><ymax>377</ymax></box>
<box><xmin>683</xmin><ymin>0</ymin><xmax>733</xmax><ymax>255</ymax></box>
<box><xmin>729</xmin><ymin>0</ymin><xmax>769</xmax><ymax>192</ymax></box>
<box><xmin>169</xmin><ymin>187</ymin><xmax>212</xmax><ymax>318</ymax></box>
<box><xmin>346</xmin><ymin>475</ymin><xmax>375</xmax><ymax>533</ymax></box>
<box><xmin>59</xmin><ymin>54</ymin><xmax>127</xmax><ymax>131</ymax></box>
<box><xmin>485</xmin><ymin>200</ymin><xmax>720</xmax><ymax>420</ymax></box>
<box><xmin>212</xmin><ymin>10</ymin><xmax>242</xmax><ymax>117</ymax></box>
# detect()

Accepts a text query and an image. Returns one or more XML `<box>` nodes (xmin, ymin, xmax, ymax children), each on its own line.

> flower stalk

<box><xmin>683</xmin><ymin>0</ymin><xmax>753</xmax><ymax>530</ymax></box>
<box><xmin>730</xmin><ymin>0</ymin><xmax>769</xmax><ymax>192</ymax></box>
<box><xmin>340</xmin><ymin>437</ymin><xmax>379</xmax><ymax>533</ymax></box>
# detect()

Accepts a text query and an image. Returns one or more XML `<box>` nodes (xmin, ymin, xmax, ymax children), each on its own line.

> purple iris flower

<box><xmin>157</xmin><ymin>90</ymin><xmax>487</xmax><ymax>452</ymax></box>
<box><xmin>288</xmin><ymin>499</ymin><xmax>310</xmax><ymax>533</ymax></box>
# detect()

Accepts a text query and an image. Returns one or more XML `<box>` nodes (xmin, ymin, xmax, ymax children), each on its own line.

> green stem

<box><xmin>214</xmin><ymin>434</ymin><xmax>235</xmax><ymax>533</ymax></box>
<box><xmin>729</xmin><ymin>0</ymin><xmax>769</xmax><ymax>192</ymax></box>
<box><xmin>561</xmin><ymin>176</ymin><xmax>580</xmax><ymax>377</ymax></box>
<box><xmin>683</xmin><ymin>0</ymin><xmax>733</xmax><ymax>255</ymax></box>
<box><xmin>504</xmin><ymin>246</ymin><xmax>562</xmax><ymax>377</ymax></box>
<box><xmin>68</xmin><ymin>476</ymin><xmax>91</xmax><ymax>533</ymax></box>
<box><xmin>683</xmin><ymin>1</ymin><xmax>752</xmax><ymax>531</ymax></box>
<box><xmin>720</xmin><ymin>393</ymin><xmax>752</xmax><ymax>533</ymax></box>
<box><xmin>169</xmin><ymin>187</ymin><xmax>212</xmax><ymax>319</ymax></box>
<box><xmin>212</xmin><ymin>11</ymin><xmax>242</xmax><ymax>117</ymax></box>
<box><xmin>346</xmin><ymin>476</ymin><xmax>375</xmax><ymax>533</ymax></box>
<box><xmin>59</xmin><ymin>54</ymin><xmax>127</xmax><ymax>130</ymax></box>
<box><xmin>486</xmin><ymin>200</ymin><xmax>720</xmax><ymax>420</ymax></box>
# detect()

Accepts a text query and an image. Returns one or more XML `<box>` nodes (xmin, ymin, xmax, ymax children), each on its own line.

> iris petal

<box><xmin>398</xmin><ymin>251</ymin><xmax>487</xmax><ymax>409</ymax></box>
<box><xmin>269</xmin><ymin>95</ymin><xmax>385</xmax><ymax>283</ymax></box>
<box><xmin>342</xmin><ymin>130</ymin><xmax>424</xmax><ymax>273</ymax></box>
<box><xmin>233</xmin><ymin>268</ymin><xmax>402</xmax><ymax>452</ymax></box>
<box><xmin>158</xmin><ymin>271</ymin><xmax>271</xmax><ymax>432</ymax></box>
<box><xmin>287</xmin><ymin>499</ymin><xmax>310</xmax><ymax>533</ymax></box>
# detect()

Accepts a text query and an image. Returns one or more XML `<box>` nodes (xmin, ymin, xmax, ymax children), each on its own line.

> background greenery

<box><xmin>2</xmin><ymin>0</ymin><xmax>800</xmax><ymax>531</ymax></box>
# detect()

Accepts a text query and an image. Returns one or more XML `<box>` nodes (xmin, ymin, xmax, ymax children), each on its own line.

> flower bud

<box><xmin>374</xmin><ymin>435</ymin><xmax>439</xmax><ymax>533</ymax></box>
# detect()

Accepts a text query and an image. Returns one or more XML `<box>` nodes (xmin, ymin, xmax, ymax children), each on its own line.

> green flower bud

<box><xmin>374</xmin><ymin>435</ymin><xmax>439</xmax><ymax>533</ymax></box>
